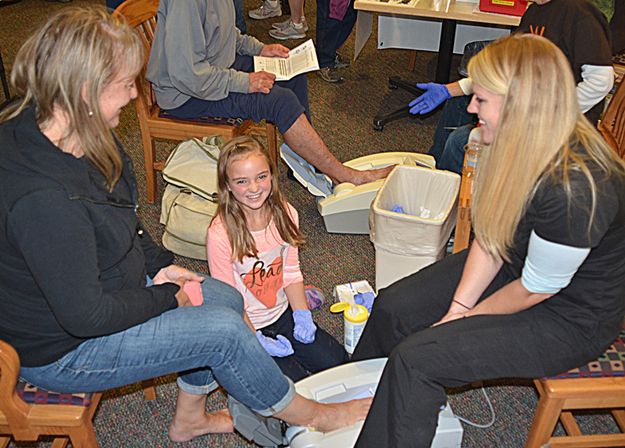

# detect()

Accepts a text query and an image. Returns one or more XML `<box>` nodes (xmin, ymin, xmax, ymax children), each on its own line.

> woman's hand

<box><xmin>432</xmin><ymin>311</ymin><xmax>467</xmax><ymax>327</ymax></box>
<box><xmin>431</xmin><ymin>300</ymin><xmax>471</xmax><ymax>327</ymax></box>
<box><xmin>152</xmin><ymin>265</ymin><xmax>203</xmax><ymax>286</ymax></box>
<box><xmin>260</xmin><ymin>44</ymin><xmax>290</xmax><ymax>58</ymax></box>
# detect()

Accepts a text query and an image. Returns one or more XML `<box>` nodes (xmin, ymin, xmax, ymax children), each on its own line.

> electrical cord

<box><xmin>449</xmin><ymin>387</ymin><xmax>496</xmax><ymax>429</ymax></box>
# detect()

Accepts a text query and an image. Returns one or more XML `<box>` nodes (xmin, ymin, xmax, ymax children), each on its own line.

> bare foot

<box><xmin>168</xmin><ymin>408</ymin><xmax>234</xmax><ymax>443</ymax></box>
<box><xmin>310</xmin><ymin>397</ymin><xmax>373</xmax><ymax>432</ymax></box>
<box><xmin>350</xmin><ymin>165</ymin><xmax>395</xmax><ymax>185</ymax></box>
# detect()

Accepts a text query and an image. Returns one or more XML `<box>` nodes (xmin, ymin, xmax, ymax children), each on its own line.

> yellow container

<box><xmin>330</xmin><ymin>303</ymin><xmax>369</xmax><ymax>354</ymax></box>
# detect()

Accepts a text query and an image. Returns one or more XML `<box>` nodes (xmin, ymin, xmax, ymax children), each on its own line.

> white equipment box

<box><xmin>280</xmin><ymin>144</ymin><xmax>436</xmax><ymax>234</ymax></box>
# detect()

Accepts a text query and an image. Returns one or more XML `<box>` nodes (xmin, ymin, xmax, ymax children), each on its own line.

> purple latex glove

<box><xmin>408</xmin><ymin>83</ymin><xmax>451</xmax><ymax>115</ymax></box>
<box><xmin>292</xmin><ymin>309</ymin><xmax>317</xmax><ymax>344</ymax></box>
<box><xmin>354</xmin><ymin>292</ymin><xmax>375</xmax><ymax>313</ymax></box>
<box><xmin>256</xmin><ymin>330</ymin><xmax>294</xmax><ymax>357</ymax></box>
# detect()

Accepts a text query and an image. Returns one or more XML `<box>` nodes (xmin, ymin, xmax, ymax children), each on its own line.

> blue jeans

<box><xmin>233</xmin><ymin>0</ymin><xmax>248</xmax><ymax>34</ymax></box>
<box><xmin>20</xmin><ymin>276</ymin><xmax>294</xmax><ymax>416</ymax></box>
<box><xmin>315</xmin><ymin>0</ymin><xmax>357</xmax><ymax>68</ymax></box>
<box><xmin>166</xmin><ymin>55</ymin><xmax>310</xmax><ymax>134</ymax></box>
<box><xmin>437</xmin><ymin>124</ymin><xmax>474</xmax><ymax>174</ymax></box>
<box><xmin>428</xmin><ymin>95</ymin><xmax>474</xmax><ymax>162</ymax></box>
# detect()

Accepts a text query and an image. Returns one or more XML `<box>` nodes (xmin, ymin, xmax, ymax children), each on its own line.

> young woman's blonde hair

<box><xmin>214</xmin><ymin>136</ymin><xmax>305</xmax><ymax>262</ymax></box>
<box><xmin>469</xmin><ymin>33</ymin><xmax>625</xmax><ymax>260</ymax></box>
<box><xmin>0</xmin><ymin>6</ymin><xmax>143</xmax><ymax>190</ymax></box>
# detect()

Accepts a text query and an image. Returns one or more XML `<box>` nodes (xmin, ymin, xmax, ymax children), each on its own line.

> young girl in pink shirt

<box><xmin>206</xmin><ymin>136</ymin><xmax>347</xmax><ymax>381</ymax></box>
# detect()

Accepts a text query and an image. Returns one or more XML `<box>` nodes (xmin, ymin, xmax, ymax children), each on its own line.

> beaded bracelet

<box><xmin>452</xmin><ymin>299</ymin><xmax>472</xmax><ymax>310</ymax></box>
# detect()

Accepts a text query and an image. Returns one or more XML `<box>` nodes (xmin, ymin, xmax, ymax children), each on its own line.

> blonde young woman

<box><xmin>0</xmin><ymin>7</ymin><xmax>370</xmax><ymax>444</ymax></box>
<box><xmin>351</xmin><ymin>33</ymin><xmax>625</xmax><ymax>447</ymax></box>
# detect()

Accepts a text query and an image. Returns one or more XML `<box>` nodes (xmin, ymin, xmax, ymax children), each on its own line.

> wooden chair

<box><xmin>599</xmin><ymin>77</ymin><xmax>625</xmax><ymax>159</ymax></box>
<box><xmin>113</xmin><ymin>0</ymin><xmax>278</xmax><ymax>203</ymax></box>
<box><xmin>0</xmin><ymin>339</ymin><xmax>101</xmax><ymax>448</ymax></box>
<box><xmin>0</xmin><ymin>339</ymin><xmax>158</xmax><ymax>447</ymax></box>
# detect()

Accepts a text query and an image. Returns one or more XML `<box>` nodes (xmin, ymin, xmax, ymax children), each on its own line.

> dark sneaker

<box><xmin>334</xmin><ymin>53</ymin><xmax>351</xmax><ymax>69</ymax></box>
<box><xmin>318</xmin><ymin>66</ymin><xmax>343</xmax><ymax>83</ymax></box>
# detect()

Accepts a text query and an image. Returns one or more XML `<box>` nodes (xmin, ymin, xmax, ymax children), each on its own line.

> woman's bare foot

<box><xmin>169</xmin><ymin>408</ymin><xmax>234</xmax><ymax>443</ymax></box>
<box><xmin>274</xmin><ymin>394</ymin><xmax>373</xmax><ymax>433</ymax></box>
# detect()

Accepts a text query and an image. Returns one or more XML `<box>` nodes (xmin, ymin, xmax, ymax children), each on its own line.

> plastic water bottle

<box><xmin>330</xmin><ymin>303</ymin><xmax>369</xmax><ymax>354</ymax></box>
<box><xmin>453</xmin><ymin>129</ymin><xmax>485</xmax><ymax>253</ymax></box>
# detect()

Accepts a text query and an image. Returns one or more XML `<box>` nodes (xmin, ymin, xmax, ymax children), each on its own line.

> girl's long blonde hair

<box><xmin>0</xmin><ymin>6</ymin><xmax>143</xmax><ymax>190</ymax></box>
<box><xmin>469</xmin><ymin>34</ymin><xmax>625</xmax><ymax>260</ymax></box>
<box><xmin>214</xmin><ymin>136</ymin><xmax>305</xmax><ymax>262</ymax></box>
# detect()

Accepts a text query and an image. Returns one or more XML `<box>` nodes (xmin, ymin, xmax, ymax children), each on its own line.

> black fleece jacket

<box><xmin>0</xmin><ymin>106</ymin><xmax>178</xmax><ymax>367</ymax></box>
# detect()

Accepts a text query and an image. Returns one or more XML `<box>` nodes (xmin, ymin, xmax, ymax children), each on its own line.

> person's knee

<box><xmin>200</xmin><ymin>277</ymin><xmax>244</xmax><ymax>313</ymax></box>
<box><xmin>438</xmin><ymin>125</ymin><xmax>473</xmax><ymax>174</ymax></box>
<box><xmin>263</xmin><ymin>88</ymin><xmax>304</xmax><ymax>132</ymax></box>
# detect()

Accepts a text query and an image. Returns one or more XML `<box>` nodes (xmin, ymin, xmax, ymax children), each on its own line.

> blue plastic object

<box><xmin>354</xmin><ymin>291</ymin><xmax>375</xmax><ymax>313</ymax></box>
<box><xmin>408</xmin><ymin>83</ymin><xmax>452</xmax><ymax>115</ymax></box>
<box><xmin>292</xmin><ymin>310</ymin><xmax>317</xmax><ymax>344</ymax></box>
<box><xmin>256</xmin><ymin>331</ymin><xmax>294</xmax><ymax>357</ymax></box>
<box><xmin>391</xmin><ymin>204</ymin><xmax>405</xmax><ymax>214</ymax></box>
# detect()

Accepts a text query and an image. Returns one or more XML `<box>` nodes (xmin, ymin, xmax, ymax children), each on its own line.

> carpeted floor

<box><xmin>1</xmin><ymin>0</ymin><xmax>621</xmax><ymax>447</ymax></box>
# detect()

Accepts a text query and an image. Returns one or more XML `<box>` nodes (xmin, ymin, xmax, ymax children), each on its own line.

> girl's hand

<box><xmin>256</xmin><ymin>331</ymin><xmax>294</xmax><ymax>357</ymax></box>
<box><xmin>152</xmin><ymin>265</ymin><xmax>204</xmax><ymax>286</ymax></box>
<box><xmin>292</xmin><ymin>309</ymin><xmax>317</xmax><ymax>343</ymax></box>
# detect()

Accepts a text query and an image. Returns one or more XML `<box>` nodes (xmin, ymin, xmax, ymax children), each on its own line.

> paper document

<box><xmin>253</xmin><ymin>39</ymin><xmax>319</xmax><ymax>81</ymax></box>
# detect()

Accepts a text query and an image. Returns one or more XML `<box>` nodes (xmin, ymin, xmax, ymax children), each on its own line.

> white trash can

<box><xmin>370</xmin><ymin>165</ymin><xmax>460</xmax><ymax>291</ymax></box>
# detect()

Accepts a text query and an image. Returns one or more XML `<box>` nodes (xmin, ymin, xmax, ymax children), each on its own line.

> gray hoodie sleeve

<box><xmin>152</xmin><ymin>0</ymin><xmax>264</xmax><ymax>103</ymax></box>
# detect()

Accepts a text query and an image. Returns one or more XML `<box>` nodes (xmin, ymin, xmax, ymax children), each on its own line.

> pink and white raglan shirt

<box><xmin>206</xmin><ymin>203</ymin><xmax>304</xmax><ymax>329</ymax></box>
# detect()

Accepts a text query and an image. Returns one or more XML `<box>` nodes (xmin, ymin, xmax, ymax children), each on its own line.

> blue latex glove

<box><xmin>292</xmin><ymin>309</ymin><xmax>317</xmax><ymax>344</ymax></box>
<box><xmin>354</xmin><ymin>292</ymin><xmax>376</xmax><ymax>313</ymax></box>
<box><xmin>256</xmin><ymin>330</ymin><xmax>294</xmax><ymax>357</ymax></box>
<box><xmin>408</xmin><ymin>83</ymin><xmax>451</xmax><ymax>115</ymax></box>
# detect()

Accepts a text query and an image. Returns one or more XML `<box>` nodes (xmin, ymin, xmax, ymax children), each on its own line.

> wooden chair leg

<box><xmin>408</xmin><ymin>50</ymin><xmax>417</xmax><ymax>71</ymax></box>
<box><xmin>266</xmin><ymin>122</ymin><xmax>278</xmax><ymax>167</ymax></box>
<box><xmin>68</xmin><ymin>423</ymin><xmax>99</xmax><ymax>448</ymax></box>
<box><xmin>524</xmin><ymin>392</ymin><xmax>565</xmax><ymax>448</ymax></box>
<box><xmin>51</xmin><ymin>437</ymin><xmax>70</xmax><ymax>448</ymax></box>
<box><xmin>559</xmin><ymin>411</ymin><xmax>582</xmax><ymax>436</ymax></box>
<box><xmin>0</xmin><ymin>436</ymin><xmax>11</xmax><ymax>448</ymax></box>
<box><xmin>613</xmin><ymin>409</ymin><xmax>625</xmax><ymax>432</ymax></box>
<box><xmin>142</xmin><ymin>379</ymin><xmax>157</xmax><ymax>401</ymax></box>
<box><xmin>141</xmin><ymin>135</ymin><xmax>158</xmax><ymax>204</ymax></box>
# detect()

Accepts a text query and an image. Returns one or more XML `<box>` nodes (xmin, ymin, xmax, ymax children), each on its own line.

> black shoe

<box><xmin>318</xmin><ymin>67</ymin><xmax>343</xmax><ymax>83</ymax></box>
<box><xmin>334</xmin><ymin>53</ymin><xmax>351</xmax><ymax>69</ymax></box>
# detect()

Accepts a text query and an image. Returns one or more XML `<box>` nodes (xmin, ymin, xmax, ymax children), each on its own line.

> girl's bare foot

<box><xmin>169</xmin><ymin>408</ymin><xmax>234</xmax><ymax>443</ymax></box>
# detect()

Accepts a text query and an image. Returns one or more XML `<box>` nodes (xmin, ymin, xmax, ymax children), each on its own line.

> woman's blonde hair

<box><xmin>469</xmin><ymin>33</ymin><xmax>625</xmax><ymax>260</ymax></box>
<box><xmin>214</xmin><ymin>136</ymin><xmax>305</xmax><ymax>262</ymax></box>
<box><xmin>0</xmin><ymin>6</ymin><xmax>143</xmax><ymax>190</ymax></box>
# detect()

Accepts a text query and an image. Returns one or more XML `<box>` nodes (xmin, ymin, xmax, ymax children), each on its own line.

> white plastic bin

<box><xmin>370</xmin><ymin>165</ymin><xmax>461</xmax><ymax>291</ymax></box>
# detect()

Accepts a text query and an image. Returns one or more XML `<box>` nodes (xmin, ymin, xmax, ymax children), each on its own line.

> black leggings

<box><xmin>260</xmin><ymin>308</ymin><xmax>348</xmax><ymax>382</ymax></box>
<box><xmin>352</xmin><ymin>251</ymin><xmax>604</xmax><ymax>448</ymax></box>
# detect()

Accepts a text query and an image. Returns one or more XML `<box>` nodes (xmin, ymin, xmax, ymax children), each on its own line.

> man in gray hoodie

<box><xmin>147</xmin><ymin>0</ymin><xmax>391</xmax><ymax>185</ymax></box>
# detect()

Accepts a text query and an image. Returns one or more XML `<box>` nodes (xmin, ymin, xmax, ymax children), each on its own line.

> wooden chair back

<box><xmin>599</xmin><ymin>78</ymin><xmax>625</xmax><ymax>159</ymax></box>
<box><xmin>114</xmin><ymin>0</ymin><xmax>278</xmax><ymax>203</ymax></box>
